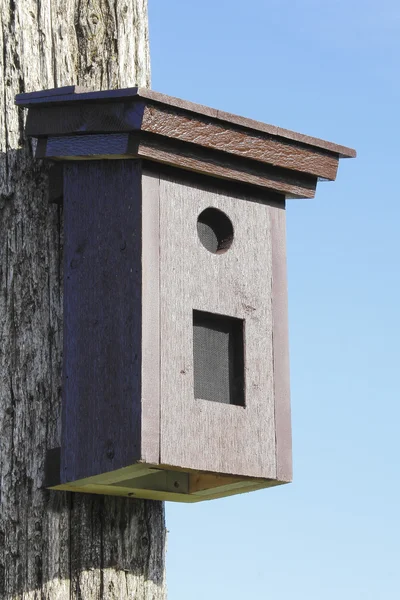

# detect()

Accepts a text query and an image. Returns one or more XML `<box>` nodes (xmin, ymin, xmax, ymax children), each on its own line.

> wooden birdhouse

<box><xmin>16</xmin><ymin>87</ymin><xmax>355</xmax><ymax>502</ymax></box>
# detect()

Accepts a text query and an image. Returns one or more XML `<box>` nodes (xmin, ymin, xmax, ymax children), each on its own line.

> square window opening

<box><xmin>193</xmin><ymin>310</ymin><xmax>245</xmax><ymax>406</ymax></box>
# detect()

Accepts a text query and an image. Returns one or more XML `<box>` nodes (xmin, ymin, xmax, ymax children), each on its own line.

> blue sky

<box><xmin>148</xmin><ymin>1</ymin><xmax>400</xmax><ymax>598</ymax></box>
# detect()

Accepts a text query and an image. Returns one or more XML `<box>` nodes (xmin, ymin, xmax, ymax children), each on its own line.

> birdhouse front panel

<box><xmin>158</xmin><ymin>173</ymin><xmax>278</xmax><ymax>479</ymax></box>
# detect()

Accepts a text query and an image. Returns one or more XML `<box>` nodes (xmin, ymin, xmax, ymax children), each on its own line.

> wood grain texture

<box><xmin>141</xmin><ymin>170</ymin><xmax>161</xmax><ymax>465</ymax></box>
<box><xmin>25</xmin><ymin>101</ymin><xmax>339</xmax><ymax>180</ymax></box>
<box><xmin>48</xmin><ymin>456</ymin><xmax>284</xmax><ymax>502</ymax></box>
<box><xmin>25</xmin><ymin>101</ymin><xmax>146</xmax><ymax>137</ymax></box>
<box><xmin>49</xmin><ymin>464</ymin><xmax>283</xmax><ymax>502</ymax></box>
<box><xmin>159</xmin><ymin>174</ymin><xmax>277</xmax><ymax>479</ymax></box>
<box><xmin>36</xmin><ymin>132</ymin><xmax>318</xmax><ymax>199</ymax></box>
<box><xmin>37</xmin><ymin>133</ymin><xmax>133</xmax><ymax>158</ymax></box>
<box><xmin>62</xmin><ymin>161</ymin><xmax>143</xmax><ymax>482</ymax></box>
<box><xmin>17</xmin><ymin>86</ymin><xmax>356</xmax><ymax>159</ymax></box>
<box><xmin>141</xmin><ymin>104</ymin><xmax>339</xmax><ymax>180</ymax></box>
<box><xmin>50</xmin><ymin>479</ymin><xmax>280</xmax><ymax>502</ymax></box>
<box><xmin>271</xmin><ymin>205</ymin><xmax>293</xmax><ymax>482</ymax></box>
<box><xmin>136</xmin><ymin>135</ymin><xmax>317</xmax><ymax>199</ymax></box>
<box><xmin>0</xmin><ymin>1</ymin><xmax>165</xmax><ymax>598</ymax></box>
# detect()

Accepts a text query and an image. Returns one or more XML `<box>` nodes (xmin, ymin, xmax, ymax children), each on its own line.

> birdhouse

<box><xmin>16</xmin><ymin>87</ymin><xmax>355</xmax><ymax>502</ymax></box>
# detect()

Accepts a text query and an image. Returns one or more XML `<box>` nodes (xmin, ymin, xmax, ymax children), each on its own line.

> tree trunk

<box><xmin>0</xmin><ymin>2</ymin><xmax>166</xmax><ymax>598</ymax></box>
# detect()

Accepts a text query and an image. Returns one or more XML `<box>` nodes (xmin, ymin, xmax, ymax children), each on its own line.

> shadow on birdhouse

<box><xmin>16</xmin><ymin>87</ymin><xmax>355</xmax><ymax>502</ymax></box>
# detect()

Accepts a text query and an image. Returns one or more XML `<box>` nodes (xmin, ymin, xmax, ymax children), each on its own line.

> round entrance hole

<box><xmin>197</xmin><ymin>207</ymin><xmax>234</xmax><ymax>254</ymax></box>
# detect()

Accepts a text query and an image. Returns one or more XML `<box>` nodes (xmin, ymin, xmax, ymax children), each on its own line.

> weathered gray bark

<box><xmin>0</xmin><ymin>2</ymin><xmax>166</xmax><ymax>598</ymax></box>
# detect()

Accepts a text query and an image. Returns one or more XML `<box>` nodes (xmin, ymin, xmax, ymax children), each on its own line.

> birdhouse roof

<box><xmin>16</xmin><ymin>86</ymin><xmax>356</xmax><ymax>199</ymax></box>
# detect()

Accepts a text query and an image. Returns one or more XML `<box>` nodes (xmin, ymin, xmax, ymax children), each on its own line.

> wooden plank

<box><xmin>195</xmin><ymin>479</ymin><xmax>284</xmax><ymax>501</ymax></box>
<box><xmin>142</xmin><ymin>104</ymin><xmax>339</xmax><ymax>180</ymax></box>
<box><xmin>16</xmin><ymin>86</ymin><xmax>141</xmax><ymax>106</ymax></box>
<box><xmin>141</xmin><ymin>170</ymin><xmax>161</xmax><ymax>464</ymax></box>
<box><xmin>37</xmin><ymin>133</ymin><xmax>132</xmax><ymax>159</ymax></box>
<box><xmin>140</xmin><ymin>89</ymin><xmax>356</xmax><ymax>158</ymax></box>
<box><xmin>50</xmin><ymin>483</ymin><xmax>201</xmax><ymax>503</ymax></box>
<box><xmin>189</xmin><ymin>473</ymin><xmax>249</xmax><ymax>493</ymax></box>
<box><xmin>144</xmin><ymin>163</ymin><xmax>285</xmax><ymax>207</ymax></box>
<box><xmin>136</xmin><ymin>135</ymin><xmax>317</xmax><ymax>199</ymax></box>
<box><xmin>62</xmin><ymin>161</ymin><xmax>143</xmax><ymax>483</ymax></box>
<box><xmin>16</xmin><ymin>85</ymin><xmax>90</xmax><ymax>101</ymax></box>
<box><xmin>191</xmin><ymin>478</ymin><xmax>267</xmax><ymax>497</ymax></box>
<box><xmin>159</xmin><ymin>174</ymin><xmax>277</xmax><ymax>479</ymax></box>
<box><xmin>26</xmin><ymin>101</ymin><xmax>145</xmax><ymax>137</ymax></box>
<box><xmin>50</xmin><ymin>476</ymin><xmax>285</xmax><ymax>502</ymax></box>
<box><xmin>38</xmin><ymin>133</ymin><xmax>317</xmax><ymax>199</ymax></box>
<box><xmin>17</xmin><ymin>86</ymin><xmax>356</xmax><ymax>159</ymax></box>
<box><xmin>57</xmin><ymin>463</ymin><xmax>158</xmax><ymax>487</ymax></box>
<box><xmin>46</xmin><ymin>445</ymin><xmax>287</xmax><ymax>502</ymax></box>
<box><xmin>271</xmin><ymin>205</ymin><xmax>293</xmax><ymax>482</ymax></box>
<box><xmin>27</xmin><ymin>101</ymin><xmax>338</xmax><ymax>180</ymax></box>
<box><xmin>112</xmin><ymin>470</ymin><xmax>189</xmax><ymax>494</ymax></box>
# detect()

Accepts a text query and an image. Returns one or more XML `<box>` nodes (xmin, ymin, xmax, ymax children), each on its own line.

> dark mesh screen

<box><xmin>197</xmin><ymin>221</ymin><xmax>219</xmax><ymax>253</ymax></box>
<box><xmin>193</xmin><ymin>310</ymin><xmax>245</xmax><ymax>406</ymax></box>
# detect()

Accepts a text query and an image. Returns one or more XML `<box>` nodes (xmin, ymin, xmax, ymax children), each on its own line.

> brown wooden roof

<box><xmin>16</xmin><ymin>86</ymin><xmax>356</xmax><ymax>199</ymax></box>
